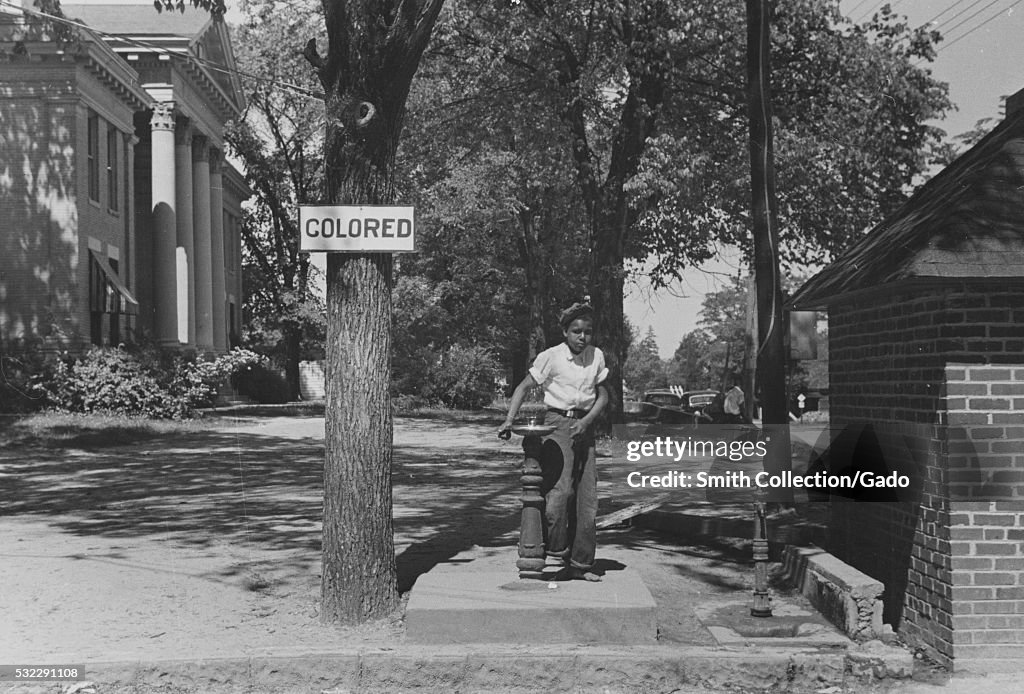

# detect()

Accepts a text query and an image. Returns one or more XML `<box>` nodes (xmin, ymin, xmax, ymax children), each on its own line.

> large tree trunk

<box><xmin>747</xmin><ymin>0</ymin><xmax>793</xmax><ymax>502</ymax></box>
<box><xmin>312</xmin><ymin>0</ymin><xmax>444</xmax><ymax>625</ymax></box>
<box><xmin>318</xmin><ymin>85</ymin><xmax>402</xmax><ymax>623</ymax></box>
<box><xmin>322</xmin><ymin>252</ymin><xmax>396</xmax><ymax>622</ymax></box>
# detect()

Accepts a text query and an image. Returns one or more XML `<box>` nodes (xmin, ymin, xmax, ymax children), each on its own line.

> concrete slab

<box><xmin>406</xmin><ymin>553</ymin><xmax>658</xmax><ymax>644</ymax></box>
<box><xmin>693</xmin><ymin>594</ymin><xmax>851</xmax><ymax>649</ymax></box>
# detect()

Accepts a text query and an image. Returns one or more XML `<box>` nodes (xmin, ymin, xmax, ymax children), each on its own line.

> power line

<box><xmin>937</xmin><ymin>0</ymin><xmax>1006</xmax><ymax>35</ymax></box>
<box><xmin>919</xmin><ymin>0</ymin><xmax>972</xmax><ymax>30</ymax></box>
<box><xmin>845</xmin><ymin>0</ymin><xmax>875</xmax><ymax>19</ymax></box>
<box><xmin>854</xmin><ymin>1</ymin><xmax>887</xmax><ymax>24</ymax></box>
<box><xmin>939</xmin><ymin>0</ymin><xmax>1024</xmax><ymax>52</ymax></box>
<box><xmin>913</xmin><ymin>0</ymin><xmax>1024</xmax><ymax>66</ymax></box>
<box><xmin>0</xmin><ymin>0</ymin><xmax>325</xmax><ymax>101</ymax></box>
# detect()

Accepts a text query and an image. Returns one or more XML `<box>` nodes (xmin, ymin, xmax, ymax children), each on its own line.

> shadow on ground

<box><xmin>0</xmin><ymin>416</ymin><xmax>524</xmax><ymax>594</ymax></box>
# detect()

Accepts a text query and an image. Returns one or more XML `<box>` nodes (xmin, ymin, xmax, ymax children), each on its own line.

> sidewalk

<box><xmin>0</xmin><ymin>413</ymin><xmax>1012</xmax><ymax>693</ymax></box>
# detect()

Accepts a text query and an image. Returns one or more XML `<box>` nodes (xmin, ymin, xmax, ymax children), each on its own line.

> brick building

<box><xmin>790</xmin><ymin>91</ymin><xmax>1024</xmax><ymax>670</ymax></box>
<box><xmin>0</xmin><ymin>3</ymin><xmax>248</xmax><ymax>352</ymax></box>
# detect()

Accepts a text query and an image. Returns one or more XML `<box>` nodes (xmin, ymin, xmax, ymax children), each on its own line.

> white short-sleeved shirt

<box><xmin>724</xmin><ymin>386</ymin><xmax>744</xmax><ymax>415</ymax></box>
<box><xmin>529</xmin><ymin>343</ymin><xmax>609</xmax><ymax>411</ymax></box>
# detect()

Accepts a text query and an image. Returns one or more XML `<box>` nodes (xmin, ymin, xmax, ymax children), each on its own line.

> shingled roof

<box><xmin>789</xmin><ymin>106</ymin><xmax>1024</xmax><ymax>310</ymax></box>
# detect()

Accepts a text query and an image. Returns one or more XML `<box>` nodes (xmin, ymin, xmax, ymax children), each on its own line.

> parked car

<box><xmin>641</xmin><ymin>390</ymin><xmax>684</xmax><ymax>409</ymax></box>
<box><xmin>680</xmin><ymin>389</ymin><xmax>720</xmax><ymax>411</ymax></box>
<box><xmin>641</xmin><ymin>389</ymin><xmax>722</xmax><ymax>424</ymax></box>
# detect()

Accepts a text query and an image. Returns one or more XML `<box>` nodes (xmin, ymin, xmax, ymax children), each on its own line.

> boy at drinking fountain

<box><xmin>497</xmin><ymin>299</ymin><xmax>609</xmax><ymax>582</ymax></box>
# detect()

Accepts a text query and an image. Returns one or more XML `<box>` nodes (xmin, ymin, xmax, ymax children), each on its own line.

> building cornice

<box><xmin>8</xmin><ymin>37</ymin><xmax>151</xmax><ymax>111</ymax></box>
<box><xmin>127</xmin><ymin>51</ymin><xmax>237</xmax><ymax>124</ymax></box>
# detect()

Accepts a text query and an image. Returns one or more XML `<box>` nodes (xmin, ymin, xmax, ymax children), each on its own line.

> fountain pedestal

<box><xmin>516</xmin><ymin>432</ymin><xmax>547</xmax><ymax>579</ymax></box>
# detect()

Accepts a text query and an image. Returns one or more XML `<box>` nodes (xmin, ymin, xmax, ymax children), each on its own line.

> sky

<box><xmin>58</xmin><ymin>0</ymin><xmax>1024</xmax><ymax>356</ymax></box>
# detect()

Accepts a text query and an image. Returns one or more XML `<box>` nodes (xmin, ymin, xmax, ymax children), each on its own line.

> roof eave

<box><xmin>788</xmin><ymin>275</ymin><xmax>1024</xmax><ymax>311</ymax></box>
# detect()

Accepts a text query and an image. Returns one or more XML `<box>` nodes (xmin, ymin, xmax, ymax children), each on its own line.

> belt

<box><xmin>548</xmin><ymin>407</ymin><xmax>589</xmax><ymax>419</ymax></box>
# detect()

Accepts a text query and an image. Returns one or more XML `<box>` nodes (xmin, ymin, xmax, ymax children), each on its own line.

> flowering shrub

<box><xmin>170</xmin><ymin>348</ymin><xmax>267</xmax><ymax>409</ymax></box>
<box><xmin>40</xmin><ymin>347</ymin><xmax>266</xmax><ymax>419</ymax></box>
<box><xmin>42</xmin><ymin>348</ymin><xmax>179</xmax><ymax>417</ymax></box>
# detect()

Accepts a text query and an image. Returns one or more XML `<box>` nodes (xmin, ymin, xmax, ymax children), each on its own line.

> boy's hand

<box><xmin>497</xmin><ymin>420</ymin><xmax>513</xmax><ymax>440</ymax></box>
<box><xmin>570</xmin><ymin>418</ymin><xmax>591</xmax><ymax>438</ymax></box>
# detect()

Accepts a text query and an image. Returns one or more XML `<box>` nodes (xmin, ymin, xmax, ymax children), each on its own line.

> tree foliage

<box><xmin>623</xmin><ymin>326</ymin><xmax>666</xmax><ymax>394</ymax></box>
<box><xmin>395</xmin><ymin>44</ymin><xmax>590</xmax><ymax>386</ymax></box>
<box><xmin>695</xmin><ymin>274</ymin><xmax>749</xmax><ymax>386</ymax></box>
<box><xmin>226</xmin><ymin>0</ymin><xmax>328</xmax><ymax>398</ymax></box>
<box><xmin>632</xmin><ymin>1</ymin><xmax>952</xmax><ymax>284</ymax></box>
<box><xmin>665</xmin><ymin>329</ymin><xmax>717</xmax><ymax>390</ymax></box>
<box><xmin>415</xmin><ymin>0</ymin><xmax>951</xmax><ymax>416</ymax></box>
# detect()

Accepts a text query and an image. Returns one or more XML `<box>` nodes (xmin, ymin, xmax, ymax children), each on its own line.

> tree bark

<box><xmin>746</xmin><ymin>0</ymin><xmax>793</xmax><ymax>502</ymax></box>
<box><xmin>322</xmin><ymin>251</ymin><xmax>397</xmax><ymax>623</ymax></box>
<box><xmin>589</xmin><ymin>203</ymin><xmax>627</xmax><ymax>422</ymax></box>
<box><xmin>519</xmin><ymin>211</ymin><xmax>548</xmax><ymax>378</ymax></box>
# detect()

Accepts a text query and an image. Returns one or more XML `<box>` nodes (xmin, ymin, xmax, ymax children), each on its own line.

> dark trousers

<box><xmin>539</xmin><ymin>412</ymin><xmax>598</xmax><ymax>571</ymax></box>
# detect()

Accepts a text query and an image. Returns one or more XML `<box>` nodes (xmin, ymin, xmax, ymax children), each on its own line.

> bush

<box><xmin>0</xmin><ymin>339</ymin><xmax>53</xmax><ymax>413</ymax></box>
<box><xmin>427</xmin><ymin>344</ymin><xmax>499</xmax><ymax>410</ymax></box>
<box><xmin>38</xmin><ymin>346</ymin><xmax>266</xmax><ymax>419</ymax></box>
<box><xmin>391</xmin><ymin>393</ymin><xmax>430</xmax><ymax>413</ymax></box>
<box><xmin>42</xmin><ymin>347</ymin><xmax>183</xmax><ymax>418</ymax></box>
<box><xmin>173</xmin><ymin>348</ymin><xmax>267</xmax><ymax>408</ymax></box>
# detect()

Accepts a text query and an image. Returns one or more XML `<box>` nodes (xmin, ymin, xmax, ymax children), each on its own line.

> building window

<box><xmin>87</xmin><ymin>113</ymin><xmax>100</xmax><ymax>202</ymax></box>
<box><xmin>107</xmin><ymin>129</ymin><xmax>119</xmax><ymax>211</ymax></box>
<box><xmin>89</xmin><ymin>252</ymin><xmax>106</xmax><ymax>344</ymax></box>
<box><xmin>89</xmin><ymin>251</ymin><xmax>139</xmax><ymax>346</ymax></box>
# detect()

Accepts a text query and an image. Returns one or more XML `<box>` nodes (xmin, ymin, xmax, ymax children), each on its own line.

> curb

<box><xmin>2</xmin><ymin>645</ymin><xmax>848</xmax><ymax>694</ymax></box>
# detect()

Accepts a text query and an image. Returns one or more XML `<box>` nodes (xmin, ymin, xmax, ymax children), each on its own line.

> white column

<box><xmin>150</xmin><ymin>103</ymin><xmax>178</xmax><ymax>347</ymax></box>
<box><xmin>209</xmin><ymin>149</ymin><xmax>227</xmax><ymax>352</ymax></box>
<box><xmin>192</xmin><ymin>135</ymin><xmax>214</xmax><ymax>352</ymax></box>
<box><xmin>174</xmin><ymin>118</ymin><xmax>195</xmax><ymax>346</ymax></box>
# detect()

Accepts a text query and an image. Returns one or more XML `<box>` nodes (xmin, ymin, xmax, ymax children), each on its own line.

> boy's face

<box><xmin>563</xmin><ymin>317</ymin><xmax>594</xmax><ymax>354</ymax></box>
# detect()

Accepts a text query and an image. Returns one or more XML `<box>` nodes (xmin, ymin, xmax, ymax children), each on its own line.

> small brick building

<box><xmin>790</xmin><ymin>94</ymin><xmax>1024</xmax><ymax>670</ymax></box>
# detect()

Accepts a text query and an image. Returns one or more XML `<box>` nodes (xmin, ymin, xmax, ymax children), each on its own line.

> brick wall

<box><xmin>0</xmin><ymin>67</ymin><xmax>82</xmax><ymax>348</ymax></box>
<box><xmin>826</xmin><ymin>282</ymin><xmax>1024</xmax><ymax>669</ymax></box>
<box><xmin>949</xmin><ymin>502</ymin><xmax>1024</xmax><ymax>661</ymax></box>
<box><xmin>0</xmin><ymin>57</ymin><xmax>137</xmax><ymax>350</ymax></box>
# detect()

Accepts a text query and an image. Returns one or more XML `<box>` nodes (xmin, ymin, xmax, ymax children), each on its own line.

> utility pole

<box><xmin>746</xmin><ymin>0</ymin><xmax>793</xmax><ymax>503</ymax></box>
<box><xmin>744</xmin><ymin>272</ymin><xmax>758</xmax><ymax>423</ymax></box>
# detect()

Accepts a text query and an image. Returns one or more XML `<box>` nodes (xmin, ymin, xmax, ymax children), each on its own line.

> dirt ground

<box><xmin>3</xmin><ymin>412</ymin><xmax>984</xmax><ymax>693</ymax></box>
<box><xmin>0</xmin><ymin>412</ymin><xmax>794</xmax><ymax>664</ymax></box>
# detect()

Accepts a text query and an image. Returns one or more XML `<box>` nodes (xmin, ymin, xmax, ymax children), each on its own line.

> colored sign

<box><xmin>299</xmin><ymin>205</ymin><xmax>415</xmax><ymax>253</ymax></box>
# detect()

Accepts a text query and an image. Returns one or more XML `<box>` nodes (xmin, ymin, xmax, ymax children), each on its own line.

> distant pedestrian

<box><xmin>498</xmin><ymin>298</ymin><xmax>609</xmax><ymax>581</ymax></box>
<box><xmin>724</xmin><ymin>376</ymin><xmax>748</xmax><ymax>424</ymax></box>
